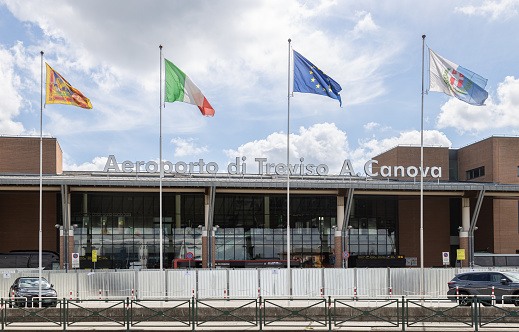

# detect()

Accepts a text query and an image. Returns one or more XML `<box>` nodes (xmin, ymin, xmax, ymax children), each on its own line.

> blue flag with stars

<box><xmin>293</xmin><ymin>50</ymin><xmax>342</xmax><ymax>105</ymax></box>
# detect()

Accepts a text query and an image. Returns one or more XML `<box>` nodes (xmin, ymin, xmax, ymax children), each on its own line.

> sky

<box><xmin>1</xmin><ymin>0</ymin><xmax>519</xmax><ymax>175</ymax></box>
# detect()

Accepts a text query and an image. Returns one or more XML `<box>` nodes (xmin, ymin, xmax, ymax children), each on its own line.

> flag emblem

<box><xmin>443</xmin><ymin>67</ymin><xmax>473</xmax><ymax>96</ymax></box>
<box><xmin>45</xmin><ymin>63</ymin><xmax>92</xmax><ymax>109</ymax></box>
<box><xmin>429</xmin><ymin>49</ymin><xmax>488</xmax><ymax>106</ymax></box>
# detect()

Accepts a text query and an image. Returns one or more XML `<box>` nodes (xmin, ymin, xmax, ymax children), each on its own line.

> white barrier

<box><xmin>0</xmin><ymin>267</ymin><xmax>515</xmax><ymax>300</ymax></box>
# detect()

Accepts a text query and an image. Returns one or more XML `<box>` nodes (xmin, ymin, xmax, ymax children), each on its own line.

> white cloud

<box><xmin>0</xmin><ymin>43</ymin><xmax>26</xmax><ymax>134</ymax></box>
<box><xmin>224</xmin><ymin>124</ymin><xmax>452</xmax><ymax>175</ymax></box>
<box><xmin>437</xmin><ymin>76</ymin><xmax>519</xmax><ymax>132</ymax></box>
<box><xmin>456</xmin><ymin>0</ymin><xmax>519</xmax><ymax>20</ymax></box>
<box><xmin>63</xmin><ymin>155</ymin><xmax>107</xmax><ymax>171</ymax></box>
<box><xmin>357</xmin><ymin>130</ymin><xmax>452</xmax><ymax>159</ymax></box>
<box><xmin>170</xmin><ymin>137</ymin><xmax>208</xmax><ymax>157</ymax></box>
<box><xmin>1</xmin><ymin>0</ymin><xmax>405</xmax><ymax>116</ymax></box>
<box><xmin>224</xmin><ymin>122</ymin><xmax>349</xmax><ymax>173</ymax></box>
<box><xmin>353</xmin><ymin>11</ymin><xmax>379</xmax><ymax>36</ymax></box>
<box><xmin>345</xmin><ymin>130</ymin><xmax>451</xmax><ymax>173</ymax></box>
<box><xmin>364</xmin><ymin>122</ymin><xmax>380</xmax><ymax>131</ymax></box>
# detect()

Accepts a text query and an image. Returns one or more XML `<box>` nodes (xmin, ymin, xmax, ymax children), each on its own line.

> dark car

<box><xmin>8</xmin><ymin>277</ymin><xmax>57</xmax><ymax>307</ymax></box>
<box><xmin>447</xmin><ymin>271</ymin><xmax>519</xmax><ymax>306</ymax></box>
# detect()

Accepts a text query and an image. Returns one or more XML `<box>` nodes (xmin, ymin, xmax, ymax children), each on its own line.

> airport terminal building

<box><xmin>1</xmin><ymin>136</ymin><xmax>519</xmax><ymax>270</ymax></box>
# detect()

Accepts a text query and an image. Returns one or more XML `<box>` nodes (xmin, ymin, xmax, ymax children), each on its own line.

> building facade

<box><xmin>1</xmin><ymin>136</ymin><xmax>519</xmax><ymax>269</ymax></box>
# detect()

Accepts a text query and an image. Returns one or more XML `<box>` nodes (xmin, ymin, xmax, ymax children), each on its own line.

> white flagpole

<box><xmin>420</xmin><ymin>35</ymin><xmax>426</xmax><ymax>298</ymax></box>
<box><xmin>287</xmin><ymin>38</ymin><xmax>292</xmax><ymax>297</ymax></box>
<box><xmin>39</xmin><ymin>50</ymin><xmax>44</xmax><ymax>306</ymax></box>
<box><xmin>159</xmin><ymin>45</ymin><xmax>164</xmax><ymax>271</ymax></box>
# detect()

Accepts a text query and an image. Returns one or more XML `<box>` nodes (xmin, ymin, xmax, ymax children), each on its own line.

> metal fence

<box><xmin>2</xmin><ymin>295</ymin><xmax>519</xmax><ymax>331</ymax></box>
<box><xmin>1</xmin><ymin>267</ymin><xmax>517</xmax><ymax>300</ymax></box>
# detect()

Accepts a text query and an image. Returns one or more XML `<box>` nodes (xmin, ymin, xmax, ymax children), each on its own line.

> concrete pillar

<box><xmin>59</xmin><ymin>227</ymin><xmax>64</xmax><ymax>269</ymax></box>
<box><xmin>334</xmin><ymin>231</ymin><xmax>343</xmax><ymax>268</ymax></box>
<box><xmin>335</xmin><ymin>195</ymin><xmax>345</xmax><ymax>268</ymax></box>
<box><xmin>203</xmin><ymin>191</ymin><xmax>211</xmax><ymax>269</ymax></box>
<box><xmin>212</xmin><ymin>229</ymin><xmax>216</xmax><ymax>268</ymax></box>
<box><xmin>202</xmin><ymin>228</ymin><xmax>208</xmax><ymax>268</ymax></box>
<box><xmin>59</xmin><ymin>228</ymin><xmax>75</xmax><ymax>269</ymax></box>
<box><xmin>459</xmin><ymin>197</ymin><xmax>470</xmax><ymax>267</ymax></box>
<box><xmin>67</xmin><ymin>230</ymin><xmax>74</xmax><ymax>268</ymax></box>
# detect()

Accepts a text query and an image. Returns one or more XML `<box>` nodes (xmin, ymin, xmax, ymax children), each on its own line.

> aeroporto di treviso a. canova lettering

<box><xmin>103</xmin><ymin>155</ymin><xmax>442</xmax><ymax>179</ymax></box>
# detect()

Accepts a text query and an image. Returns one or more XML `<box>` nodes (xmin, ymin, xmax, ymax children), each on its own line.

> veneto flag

<box><xmin>164</xmin><ymin>58</ymin><xmax>215</xmax><ymax>116</ymax></box>
<box><xmin>45</xmin><ymin>63</ymin><xmax>92</xmax><ymax>109</ymax></box>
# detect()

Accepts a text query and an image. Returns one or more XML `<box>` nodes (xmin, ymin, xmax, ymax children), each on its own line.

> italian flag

<box><xmin>164</xmin><ymin>58</ymin><xmax>215</xmax><ymax>116</ymax></box>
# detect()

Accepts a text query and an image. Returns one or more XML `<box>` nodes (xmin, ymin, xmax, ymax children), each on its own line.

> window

<box><xmin>490</xmin><ymin>273</ymin><xmax>505</xmax><ymax>283</ymax></box>
<box><xmin>466</xmin><ymin>166</ymin><xmax>485</xmax><ymax>180</ymax></box>
<box><xmin>472</xmin><ymin>273</ymin><xmax>490</xmax><ymax>281</ymax></box>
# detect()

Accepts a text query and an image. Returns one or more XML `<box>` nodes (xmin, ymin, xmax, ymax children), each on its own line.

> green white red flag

<box><xmin>164</xmin><ymin>58</ymin><xmax>214</xmax><ymax>116</ymax></box>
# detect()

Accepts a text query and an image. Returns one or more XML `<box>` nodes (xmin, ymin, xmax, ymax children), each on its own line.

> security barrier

<box><xmin>0</xmin><ymin>296</ymin><xmax>518</xmax><ymax>331</ymax></box>
<box><xmin>3</xmin><ymin>267</ymin><xmax>519</xmax><ymax>300</ymax></box>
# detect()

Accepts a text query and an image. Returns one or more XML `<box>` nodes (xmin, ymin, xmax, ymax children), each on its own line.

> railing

<box><xmin>0</xmin><ymin>296</ymin><xmax>518</xmax><ymax>331</ymax></box>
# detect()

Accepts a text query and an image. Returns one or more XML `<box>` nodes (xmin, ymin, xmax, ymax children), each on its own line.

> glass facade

<box><xmin>347</xmin><ymin>196</ymin><xmax>398</xmax><ymax>257</ymax></box>
<box><xmin>70</xmin><ymin>192</ymin><xmax>205</xmax><ymax>269</ymax></box>
<box><xmin>70</xmin><ymin>192</ymin><xmax>399</xmax><ymax>268</ymax></box>
<box><xmin>213</xmin><ymin>194</ymin><xmax>336</xmax><ymax>267</ymax></box>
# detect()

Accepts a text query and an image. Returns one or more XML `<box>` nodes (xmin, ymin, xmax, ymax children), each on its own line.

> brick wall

<box><xmin>493</xmin><ymin>199</ymin><xmax>519</xmax><ymax>254</ymax></box>
<box><xmin>457</xmin><ymin>138</ymin><xmax>493</xmax><ymax>182</ymax></box>
<box><xmin>0</xmin><ymin>192</ymin><xmax>59</xmax><ymax>253</ymax></box>
<box><xmin>0</xmin><ymin>137</ymin><xmax>62</xmax><ymax>174</ymax></box>
<box><xmin>398</xmin><ymin>196</ymin><xmax>451</xmax><ymax>267</ymax></box>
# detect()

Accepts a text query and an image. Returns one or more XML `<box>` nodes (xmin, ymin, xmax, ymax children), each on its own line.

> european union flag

<box><xmin>293</xmin><ymin>50</ymin><xmax>342</xmax><ymax>106</ymax></box>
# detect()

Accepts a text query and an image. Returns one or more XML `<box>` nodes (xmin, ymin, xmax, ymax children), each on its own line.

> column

<box><xmin>59</xmin><ymin>226</ymin><xmax>64</xmax><ymax>269</ymax></box>
<box><xmin>211</xmin><ymin>228</ymin><xmax>216</xmax><ymax>268</ymax></box>
<box><xmin>459</xmin><ymin>197</ymin><xmax>470</xmax><ymax>267</ymax></box>
<box><xmin>201</xmin><ymin>227</ymin><xmax>208</xmax><ymax>268</ymax></box>
<box><xmin>335</xmin><ymin>195</ymin><xmax>345</xmax><ymax>268</ymax></box>
<box><xmin>68</xmin><ymin>228</ymin><xmax>75</xmax><ymax>268</ymax></box>
<box><xmin>67</xmin><ymin>191</ymin><xmax>74</xmax><ymax>268</ymax></box>
<box><xmin>202</xmin><ymin>192</ymin><xmax>210</xmax><ymax>268</ymax></box>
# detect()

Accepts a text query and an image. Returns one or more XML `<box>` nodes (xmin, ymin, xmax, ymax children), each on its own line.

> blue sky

<box><xmin>1</xmin><ymin>0</ymin><xmax>518</xmax><ymax>174</ymax></box>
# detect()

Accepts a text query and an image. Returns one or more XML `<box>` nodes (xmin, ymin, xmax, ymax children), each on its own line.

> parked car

<box><xmin>447</xmin><ymin>271</ymin><xmax>519</xmax><ymax>306</ymax></box>
<box><xmin>8</xmin><ymin>277</ymin><xmax>57</xmax><ymax>307</ymax></box>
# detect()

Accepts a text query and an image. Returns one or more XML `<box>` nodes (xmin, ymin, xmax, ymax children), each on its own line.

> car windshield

<box><xmin>18</xmin><ymin>278</ymin><xmax>51</xmax><ymax>289</ymax></box>
<box><xmin>502</xmin><ymin>272</ymin><xmax>519</xmax><ymax>282</ymax></box>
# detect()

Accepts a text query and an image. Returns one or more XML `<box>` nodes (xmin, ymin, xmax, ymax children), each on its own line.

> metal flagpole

<box><xmin>420</xmin><ymin>35</ymin><xmax>426</xmax><ymax>298</ymax></box>
<box><xmin>159</xmin><ymin>45</ymin><xmax>164</xmax><ymax>271</ymax></box>
<box><xmin>287</xmin><ymin>38</ymin><xmax>292</xmax><ymax>297</ymax></box>
<box><xmin>39</xmin><ymin>50</ymin><xmax>44</xmax><ymax>306</ymax></box>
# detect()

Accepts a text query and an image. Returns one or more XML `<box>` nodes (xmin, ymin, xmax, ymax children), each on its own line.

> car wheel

<box><xmin>458</xmin><ymin>292</ymin><xmax>472</xmax><ymax>306</ymax></box>
<box><xmin>513</xmin><ymin>293</ymin><xmax>519</xmax><ymax>307</ymax></box>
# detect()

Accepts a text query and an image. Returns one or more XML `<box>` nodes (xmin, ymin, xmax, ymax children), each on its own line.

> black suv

<box><xmin>447</xmin><ymin>271</ymin><xmax>519</xmax><ymax>306</ymax></box>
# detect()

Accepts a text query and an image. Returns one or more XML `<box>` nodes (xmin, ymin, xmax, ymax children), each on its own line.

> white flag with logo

<box><xmin>429</xmin><ymin>49</ymin><xmax>488</xmax><ymax>106</ymax></box>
